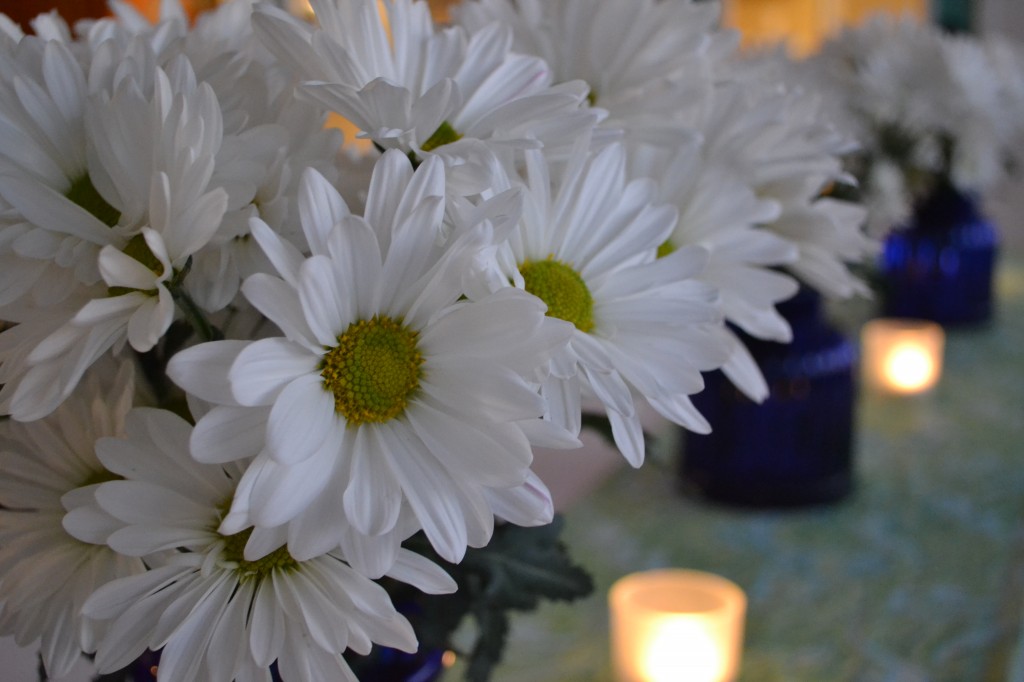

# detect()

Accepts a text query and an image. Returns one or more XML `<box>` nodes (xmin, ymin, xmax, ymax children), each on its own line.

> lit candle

<box><xmin>860</xmin><ymin>318</ymin><xmax>945</xmax><ymax>395</ymax></box>
<box><xmin>609</xmin><ymin>569</ymin><xmax>746</xmax><ymax>682</ymax></box>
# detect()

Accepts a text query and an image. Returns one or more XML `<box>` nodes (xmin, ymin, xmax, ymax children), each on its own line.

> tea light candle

<box><xmin>861</xmin><ymin>318</ymin><xmax>945</xmax><ymax>395</ymax></box>
<box><xmin>609</xmin><ymin>569</ymin><xmax>746</xmax><ymax>682</ymax></box>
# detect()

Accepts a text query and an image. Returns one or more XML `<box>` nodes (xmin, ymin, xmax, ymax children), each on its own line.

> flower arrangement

<box><xmin>0</xmin><ymin>1</ymin><xmax>874</xmax><ymax>680</ymax></box>
<box><xmin>806</xmin><ymin>16</ymin><xmax>1024</xmax><ymax>234</ymax></box>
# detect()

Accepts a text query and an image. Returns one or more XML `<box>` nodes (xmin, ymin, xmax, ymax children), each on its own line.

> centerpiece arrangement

<box><xmin>806</xmin><ymin>17</ymin><xmax>1024</xmax><ymax>325</ymax></box>
<box><xmin>0</xmin><ymin>0</ymin><xmax>875</xmax><ymax>680</ymax></box>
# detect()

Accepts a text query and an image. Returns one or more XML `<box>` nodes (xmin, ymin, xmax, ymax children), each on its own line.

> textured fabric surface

<box><xmin>469</xmin><ymin>257</ymin><xmax>1024</xmax><ymax>682</ymax></box>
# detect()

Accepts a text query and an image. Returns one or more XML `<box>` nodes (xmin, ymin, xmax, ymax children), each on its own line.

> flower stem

<box><xmin>170</xmin><ymin>285</ymin><xmax>222</xmax><ymax>343</ymax></box>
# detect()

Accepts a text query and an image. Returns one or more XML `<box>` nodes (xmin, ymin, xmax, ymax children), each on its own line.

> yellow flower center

<box><xmin>220</xmin><ymin>527</ymin><xmax>299</xmax><ymax>583</ymax></box>
<box><xmin>66</xmin><ymin>174</ymin><xmax>120</xmax><ymax>227</ymax></box>
<box><xmin>519</xmin><ymin>257</ymin><xmax>595</xmax><ymax>333</ymax></box>
<box><xmin>320</xmin><ymin>315</ymin><xmax>424</xmax><ymax>426</ymax></box>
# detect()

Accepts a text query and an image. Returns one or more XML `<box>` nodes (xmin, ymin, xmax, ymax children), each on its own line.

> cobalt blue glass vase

<box><xmin>880</xmin><ymin>185</ymin><xmax>998</xmax><ymax>327</ymax></box>
<box><xmin>677</xmin><ymin>287</ymin><xmax>856</xmax><ymax>508</ymax></box>
<box><xmin>342</xmin><ymin>646</ymin><xmax>446</xmax><ymax>682</ymax></box>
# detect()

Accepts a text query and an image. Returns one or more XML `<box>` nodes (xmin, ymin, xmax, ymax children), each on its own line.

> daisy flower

<box><xmin>809</xmin><ymin>17</ymin><xmax>1024</xmax><ymax>234</ymax></box>
<box><xmin>0</xmin><ymin>63</ymin><xmax>229</xmax><ymax>421</ymax></box>
<box><xmin>251</xmin><ymin>0</ymin><xmax>596</xmax><ymax>167</ymax></box>
<box><xmin>455</xmin><ymin>0</ymin><xmax>734</xmax><ymax>147</ymax></box>
<box><xmin>168</xmin><ymin>150</ymin><xmax>573</xmax><ymax>566</ymax></box>
<box><xmin>628</xmin><ymin>136</ymin><xmax>796</xmax><ymax>401</ymax></box>
<box><xmin>0</xmin><ymin>35</ymin><xmax>121</xmax><ymax>309</ymax></box>
<box><xmin>83</xmin><ymin>406</ymin><xmax>451</xmax><ymax>682</ymax></box>
<box><xmin>716</xmin><ymin>54</ymin><xmax>875</xmax><ymax>300</ymax></box>
<box><xmin>471</xmin><ymin>139</ymin><xmax>726</xmax><ymax>466</ymax></box>
<box><xmin>183</xmin><ymin>49</ymin><xmax>346</xmax><ymax>313</ymax></box>
<box><xmin>0</xmin><ymin>361</ymin><xmax>143</xmax><ymax>678</ymax></box>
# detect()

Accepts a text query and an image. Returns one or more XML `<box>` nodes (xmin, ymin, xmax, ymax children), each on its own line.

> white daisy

<box><xmin>0</xmin><ymin>361</ymin><xmax>143</xmax><ymax>679</ymax></box>
<box><xmin>718</xmin><ymin>53</ymin><xmax>876</xmax><ymax>301</ymax></box>
<box><xmin>627</xmin><ymin>136</ymin><xmax>796</xmax><ymax>401</ymax></box>
<box><xmin>168</xmin><ymin>150</ymin><xmax>572</xmax><ymax>566</ymax></box>
<box><xmin>83</xmin><ymin>406</ymin><xmax>451</xmax><ymax>682</ymax></box>
<box><xmin>455</xmin><ymin>0</ymin><xmax>734</xmax><ymax>147</ymax></box>
<box><xmin>808</xmin><ymin>18</ymin><xmax>1024</xmax><ymax>234</ymax></box>
<box><xmin>251</xmin><ymin>0</ymin><xmax>596</xmax><ymax>166</ymax></box>
<box><xmin>470</xmin><ymin>139</ymin><xmax>726</xmax><ymax>466</ymax></box>
<box><xmin>186</xmin><ymin>88</ymin><xmax>345</xmax><ymax>313</ymax></box>
<box><xmin>0</xmin><ymin>35</ymin><xmax>123</xmax><ymax>309</ymax></box>
<box><xmin>0</xmin><ymin>63</ymin><xmax>229</xmax><ymax>421</ymax></box>
<box><xmin>76</xmin><ymin>1</ymin><xmax>349</xmax><ymax>316</ymax></box>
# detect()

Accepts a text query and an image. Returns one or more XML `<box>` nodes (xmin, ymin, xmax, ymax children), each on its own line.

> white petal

<box><xmin>229</xmin><ymin>337</ymin><xmax>319</xmax><ymax>407</ymax></box>
<box><xmin>249</xmin><ymin>583</ymin><xmax>286</xmax><ymax>667</ymax></box>
<box><xmin>362</xmin><ymin>148</ymin><xmax>412</xmax><ymax>233</ymax></box>
<box><xmin>379</xmin><ymin>420</ymin><xmax>468</xmax><ymax>563</ymax></box>
<box><xmin>240</xmin><ymin>273</ymin><xmax>320</xmax><ymax>351</ymax></box>
<box><xmin>298</xmin><ymin>166</ymin><xmax>351</xmax><ymax>256</ymax></box>
<box><xmin>483</xmin><ymin>471</ymin><xmax>554</xmax><ymax>528</ymax></box>
<box><xmin>420</xmin><ymin>356</ymin><xmax>545</xmax><ymax>422</ymax></box>
<box><xmin>386</xmin><ymin>549</ymin><xmax>457</xmax><ymax>595</ymax></box>
<box><xmin>99</xmin><ymin>246</ymin><xmax>159</xmax><ymax>290</ymax></box>
<box><xmin>250</xmin><ymin>217</ymin><xmax>304</xmax><ymax>288</ymax></box>
<box><xmin>0</xmin><ymin>175</ymin><xmax>113</xmax><ymax>244</ymax></box>
<box><xmin>515</xmin><ymin>417</ymin><xmax>582</xmax><ymax>449</ymax></box>
<box><xmin>273</xmin><ymin>570</ymin><xmax>348</xmax><ymax>653</ymax></box>
<box><xmin>722</xmin><ymin>338</ymin><xmax>769</xmax><ymax>403</ymax></box>
<box><xmin>191</xmin><ymin>405</ymin><xmax>269</xmax><ymax>463</ymax></box>
<box><xmin>338</xmin><ymin>524</ymin><xmax>399</xmax><ymax>579</ymax></box>
<box><xmin>343</xmin><ymin>426</ymin><xmax>401</xmax><ymax>536</ymax></box>
<box><xmin>406</xmin><ymin>400</ymin><xmax>530</xmax><ymax>487</ymax></box>
<box><xmin>96</xmin><ymin>480</ymin><xmax>211</xmax><ymax>528</ymax></box>
<box><xmin>167</xmin><ymin>340</ymin><xmax>250</xmax><ymax>405</ymax></box>
<box><xmin>125</xmin><ymin>286</ymin><xmax>173</xmax><ymax>352</ymax></box>
<box><xmin>265</xmin><ymin>373</ymin><xmax>337</xmax><ymax>465</ymax></box>
<box><xmin>297</xmin><ymin>255</ymin><xmax>350</xmax><ymax>347</ymax></box>
<box><xmin>326</xmin><ymin>215</ymin><xmax>383</xmax><ymax>320</ymax></box>
<box><xmin>248</xmin><ymin>434</ymin><xmax>339</xmax><ymax>528</ymax></box>
<box><xmin>608</xmin><ymin>408</ymin><xmax>645</xmax><ymax>467</ymax></box>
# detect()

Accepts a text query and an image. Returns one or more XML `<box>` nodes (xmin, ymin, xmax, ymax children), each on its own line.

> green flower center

<box><xmin>656</xmin><ymin>240</ymin><xmax>676</xmax><ymax>259</ymax></box>
<box><xmin>420</xmin><ymin>121</ymin><xmax>462</xmax><ymax>152</ymax></box>
<box><xmin>520</xmin><ymin>257</ymin><xmax>595</xmax><ymax>333</ymax></box>
<box><xmin>66</xmin><ymin>174</ymin><xmax>120</xmax><ymax>228</ymax></box>
<box><xmin>320</xmin><ymin>315</ymin><xmax>424</xmax><ymax>426</ymax></box>
<box><xmin>221</xmin><ymin>527</ymin><xmax>299</xmax><ymax>583</ymax></box>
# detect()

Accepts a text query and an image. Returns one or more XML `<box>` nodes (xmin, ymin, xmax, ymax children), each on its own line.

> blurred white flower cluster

<box><xmin>806</xmin><ymin>17</ymin><xmax>1024</xmax><ymax>234</ymax></box>
<box><xmin>0</xmin><ymin>1</ymin><xmax>873</xmax><ymax>680</ymax></box>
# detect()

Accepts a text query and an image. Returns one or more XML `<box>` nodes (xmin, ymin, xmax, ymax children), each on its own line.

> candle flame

<box><xmin>883</xmin><ymin>343</ymin><xmax>937</xmax><ymax>393</ymax></box>
<box><xmin>641</xmin><ymin>618</ymin><xmax>725</xmax><ymax>682</ymax></box>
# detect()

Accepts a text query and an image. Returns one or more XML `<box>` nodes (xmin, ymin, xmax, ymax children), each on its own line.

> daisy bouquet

<box><xmin>0</xmin><ymin>1</ymin><xmax>873</xmax><ymax>681</ymax></box>
<box><xmin>805</xmin><ymin>17</ymin><xmax>1024</xmax><ymax>234</ymax></box>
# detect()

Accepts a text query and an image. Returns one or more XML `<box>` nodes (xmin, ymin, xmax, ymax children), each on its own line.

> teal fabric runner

<box><xmin>466</xmin><ymin>258</ymin><xmax>1024</xmax><ymax>681</ymax></box>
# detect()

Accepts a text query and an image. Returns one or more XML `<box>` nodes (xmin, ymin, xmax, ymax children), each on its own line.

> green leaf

<box><xmin>465</xmin><ymin>607</ymin><xmax>509</xmax><ymax>682</ymax></box>
<box><xmin>468</xmin><ymin>518</ymin><xmax>594</xmax><ymax>609</ymax></box>
<box><xmin>400</xmin><ymin>516</ymin><xmax>593</xmax><ymax>681</ymax></box>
